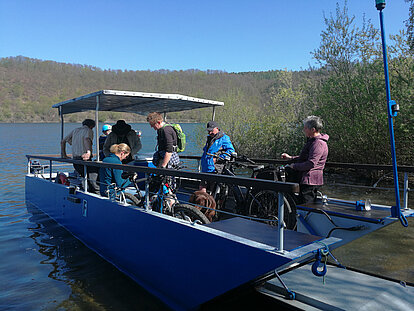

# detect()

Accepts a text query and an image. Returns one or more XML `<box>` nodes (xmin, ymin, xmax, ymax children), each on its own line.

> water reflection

<box><xmin>26</xmin><ymin>204</ymin><xmax>170</xmax><ymax>310</ymax></box>
<box><xmin>320</xmin><ymin>178</ymin><xmax>414</xmax><ymax>284</ymax></box>
<box><xmin>332</xmin><ymin>217</ymin><xmax>414</xmax><ymax>283</ymax></box>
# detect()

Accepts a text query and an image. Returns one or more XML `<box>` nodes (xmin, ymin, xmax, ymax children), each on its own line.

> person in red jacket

<box><xmin>281</xmin><ymin>115</ymin><xmax>329</xmax><ymax>204</ymax></box>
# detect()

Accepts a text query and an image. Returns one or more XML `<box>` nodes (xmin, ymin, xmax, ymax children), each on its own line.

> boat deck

<box><xmin>298</xmin><ymin>201</ymin><xmax>392</xmax><ymax>223</ymax></box>
<box><xmin>258</xmin><ymin>263</ymin><xmax>414</xmax><ymax>310</ymax></box>
<box><xmin>206</xmin><ymin>217</ymin><xmax>322</xmax><ymax>251</ymax></box>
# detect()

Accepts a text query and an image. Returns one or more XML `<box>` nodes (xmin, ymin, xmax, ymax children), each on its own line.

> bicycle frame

<box><xmin>210</xmin><ymin>152</ymin><xmax>294</xmax><ymax>225</ymax></box>
<box><xmin>212</xmin><ymin>157</ymin><xmax>260</xmax><ymax>217</ymax></box>
<box><xmin>151</xmin><ymin>176</ymin><xmax>177</xmax><ymax>214</ymax></box>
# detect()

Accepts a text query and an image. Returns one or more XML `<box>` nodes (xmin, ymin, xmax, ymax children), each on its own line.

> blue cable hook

<box><xmin>311</xmin><ymin>248</ymin><xmax>328</xmax><ymax>277</ymax></box>
<box><xmin>399</xmin><ymin>213</ymin><xmax>408</xmax><ymax>227</ymax></box>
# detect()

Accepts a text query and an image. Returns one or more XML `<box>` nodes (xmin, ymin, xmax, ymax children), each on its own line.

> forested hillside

<box><xmin>1</xmin><ymin>2</ymin><xmax>414</xmax><ymax>165</ymax></box>
<box><xmin>0</xmin><ymin>56</ymin><xmax>283</xmax><ymax>123</ymax></box>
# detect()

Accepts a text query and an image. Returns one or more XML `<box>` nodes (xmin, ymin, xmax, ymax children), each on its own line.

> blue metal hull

<box><xmin>26</xmin><ymin>175</ymin><xmax>296</xmax><ymax>310</ymax></box>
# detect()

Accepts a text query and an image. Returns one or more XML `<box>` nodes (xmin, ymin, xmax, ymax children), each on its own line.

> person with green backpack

<box><xmin>147</xmin><ymin>112</ymin><xmax>185</xmax><ymax>168</ymax></box>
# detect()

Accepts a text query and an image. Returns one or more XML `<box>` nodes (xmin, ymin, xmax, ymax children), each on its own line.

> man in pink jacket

<box><xmin>282</xmin><ymin>115</ymin><xmax>329</xmax><ymax>204</ymax></box>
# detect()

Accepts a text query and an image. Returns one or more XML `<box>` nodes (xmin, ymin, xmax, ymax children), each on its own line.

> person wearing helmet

<box><xmin>99</xmin><ymin>124</ymin><xmax>112</xmax><ymax>160</ymax></box>
<box><xmin>102</xmin><ymin>124</ymin><xmax>112</xmax><ymax>133</ymax></box>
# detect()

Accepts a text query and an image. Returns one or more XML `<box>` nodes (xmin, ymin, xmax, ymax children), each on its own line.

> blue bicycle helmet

<box><xmin>102</xmin><ymin>124</ymin><xmax>112</xmax><ymax>132</ymax></box>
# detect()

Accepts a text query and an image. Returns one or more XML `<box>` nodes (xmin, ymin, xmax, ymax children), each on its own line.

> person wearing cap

<box><xmin>200</xmin><ymin>121</ymin><xmax>235</xmax><ymax>191</ymax></box>
<box><xmin>103</xmin><ymin>120</ymin><xmax>142</xmax><ymax>164</ymax></box>
<box><xmin>99</xmin><ymin>124</ymin><xmax>112</xmax><ymax>160</ymax></box>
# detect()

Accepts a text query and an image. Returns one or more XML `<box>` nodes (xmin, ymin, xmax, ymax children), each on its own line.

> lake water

<box><xmin>0</xmin><ymin>123</ymin><xmax>413</xmax><ymax>310</ymax></box>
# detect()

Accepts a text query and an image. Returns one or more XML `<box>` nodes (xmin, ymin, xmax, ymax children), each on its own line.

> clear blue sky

<box><xmin>0</xmin><ymin>0</ymin><xmax>409</xmax><ymax>73</ymax></box>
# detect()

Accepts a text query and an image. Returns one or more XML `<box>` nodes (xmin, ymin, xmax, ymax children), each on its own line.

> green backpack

<box><xmin>163</xmin><ymin>123</ymin><xmax>186</xmax><ymax>153</ymax></box>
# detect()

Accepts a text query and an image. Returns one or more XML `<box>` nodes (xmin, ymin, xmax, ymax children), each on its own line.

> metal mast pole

<box><xmin>375</xmin><ymin>0</ymin><xmax>407</xmax><ymax>226</ymax></box>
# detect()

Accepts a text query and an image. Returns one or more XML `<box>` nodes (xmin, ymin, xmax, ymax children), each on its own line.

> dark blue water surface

<box><xmin>0</xmin><ymin>123</ymin><xmax>413</xmax><ymax>310</ymax></box>
<box><xmin>0</xmin><ymin>123</ymin><xmax>203</xmax><ymax>310</ymax></box>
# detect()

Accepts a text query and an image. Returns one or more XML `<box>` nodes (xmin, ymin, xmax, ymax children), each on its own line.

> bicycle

<box><xmin>206</xmin><ymin>152</ymin><xmax>297</xmax><ymax>229</ymax></box>
<box><xmin>114</xmin><ymin>171</ymin><xmax>211</xmax><ymax>224</ymax></box>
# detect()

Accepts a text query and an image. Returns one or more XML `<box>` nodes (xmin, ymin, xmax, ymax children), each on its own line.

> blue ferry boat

<box><xmin>24</xmin><ymin>2</ymin><xmax>414</xmax><ymax>309</ymax></box>
<box><xmin>25</xmin><ymin>89</ymin><xmax>414</xmax><ymax>310</ymax></box>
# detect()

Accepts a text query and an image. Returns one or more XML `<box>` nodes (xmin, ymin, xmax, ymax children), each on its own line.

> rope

<box><xmin>326</xmin><ymin>225</ymin><xmax>366</xmax><ymax>238</ymax></box>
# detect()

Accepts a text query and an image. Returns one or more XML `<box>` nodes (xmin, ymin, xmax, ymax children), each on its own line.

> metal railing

<box><xmin>179</xmin><ymin>155</ymin><xmax>413</xmax><ymax>210</ymax></box>
<box><xmin>26</xmin><ymin>154</ymin><xmax>300</xmax><ymax>253</ymax></box>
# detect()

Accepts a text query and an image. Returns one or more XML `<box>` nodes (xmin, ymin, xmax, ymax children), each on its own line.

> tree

<box><xmin>311</xmin><ymin>1</ymin><xmax>394</xmax><ymax>164</ymax></box>
<box><xmin>312</xmin><ymin>1</ymin><xmax>380</xmax><ymax>72</ymax></box>
<box><xmin>388</xmin><ymin>30</ymin><xmax>414</xmax><ymax>164</ymax></box>
<box><xmin>405</xmin><ymin>0</ymin><xmax>414</xmax><ymax>53</ymax></box>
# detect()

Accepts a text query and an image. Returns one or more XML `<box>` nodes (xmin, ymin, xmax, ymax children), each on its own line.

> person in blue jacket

<box><xmin>200</xmin><ymin>121</ymin><xmax>235</xmax><ymax>191</ymax></box>
<box><xmin>99</xmin><ymin>143</ymin><xmax>133</xmax><ymax>198</ymax></box>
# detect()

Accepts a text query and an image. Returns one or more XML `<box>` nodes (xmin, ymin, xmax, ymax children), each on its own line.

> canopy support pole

<box><xmin>95</xmin><ymin>96</ymin><xmax>100</xmax><ymax>161</ymax></box>
<box><xmin>60</xmin><ymin>106</ymin><xmax>64</xmax><ymax>142</ymax></box>
<box><xmin>212</xmin><ymin>107</ymin><xmax>216</xmax><ymax>121</ymax></box>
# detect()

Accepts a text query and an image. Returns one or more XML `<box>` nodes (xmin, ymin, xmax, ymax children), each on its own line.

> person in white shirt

<box><xmin>61</xmin><ymin>119</ymin><xmax>99</xmax><ymax>193</ymax></box>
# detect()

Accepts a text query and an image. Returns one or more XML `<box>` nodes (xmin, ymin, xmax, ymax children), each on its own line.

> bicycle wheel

<box><xmin>211</xmin><ymin>183</ymin><xmax>228</xmax><ymax>220</ymax></box>
<box><xmin>124</xmin><ymin>192</ymin><xmax>142</xmax><ymax>206</ymax></box>
<box><xmin>248</xmin><ymin>190</ymin><xmax>297</xmax><ymax>229</ymax></box>
<box><xmin>173</xmin><ymin>204</ymin><xmax>210</xmax><ymax>224</ymax></box>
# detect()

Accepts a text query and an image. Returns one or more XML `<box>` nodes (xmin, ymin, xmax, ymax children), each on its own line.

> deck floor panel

<box><xmin>298</xmin><ymin>202</ymin><xmax>391</xmax><ymax>222</ymax></box>
<box><xmin>206</xmin><ymin>217</ymin><xmax>322</xmax><ymax>251</ymax></box>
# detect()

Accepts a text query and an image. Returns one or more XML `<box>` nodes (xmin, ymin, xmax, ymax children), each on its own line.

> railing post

<box><xmin>278</xmin><ymin>192</ymin><xmax>284</xmax><ymax>252</ymax></box>
<box><xmin>49</xmin><ymin>160</ymin><xmax>52</xmax><ymax>181</ymax></box>
<box><xmin>145</xmin><ymin>173</ymin><xmax>150</xmax><ymax>210</ymax></box>
<box><xmin>27</xmin><ymin>157</ymin><xmax>31</xmax><ymax>174</ymax></box>
<box><xmin>403</xmin><ymin>172</ymin><xmax>409</xmax><ymax>210</ymax></box>
<box><xmin>197</xmin><ymin>159</ymin><xmax>201</xmax><ymax>172</ymax></box>
<box><xmin>83</xmin><ymin>164</ymin><xmax>88</xmax><ymax>193</ymax></box>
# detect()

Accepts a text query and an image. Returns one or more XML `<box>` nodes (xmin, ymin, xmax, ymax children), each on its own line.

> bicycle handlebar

<box><xmin>121</xmin><ymin>171</ymin><xmax>136</xmax><ymax>180</ymax></box>
<box><xmin>206</xmin><ymin>151</ymin><xmax>268</xmax><ymax>173</ymax></box>
<box><xmin>238</xmin><ymin>154</ymin><xmax>257</xmax><ymax>165</ymax></box>
<box><xmin>206</xmin><ymin>151</ymin><xmax>231</xmax><ymax>158</ymax></box>
<box><xmin>206</xmin><ymin>152</ymin><xmax>257</xmax><ymax>165</ymax></box>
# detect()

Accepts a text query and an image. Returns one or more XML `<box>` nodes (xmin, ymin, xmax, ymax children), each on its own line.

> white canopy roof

<box><xmin>53</xmin><ymin>90</ymin><xmax>224</xmax><ymax>115</ymax></box>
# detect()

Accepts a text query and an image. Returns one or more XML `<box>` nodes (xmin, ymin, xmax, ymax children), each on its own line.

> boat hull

<box><xmin>25</xmin><ymin>175</ymin><xmax>295</xmax><ymax>310</ymax></box>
